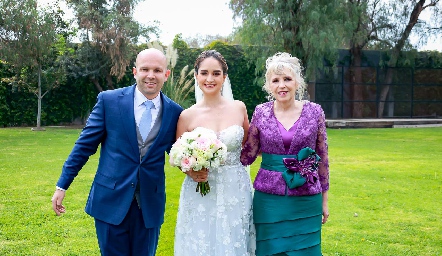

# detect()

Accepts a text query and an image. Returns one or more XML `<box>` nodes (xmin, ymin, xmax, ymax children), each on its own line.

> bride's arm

<box><xmin>175</xmin><ymin>110</ymin><xmax>190</xmax><ymax>139</ymax></box>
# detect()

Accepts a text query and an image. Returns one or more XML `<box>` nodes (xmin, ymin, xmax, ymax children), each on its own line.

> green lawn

<box><xmin>0</xmin><ymin>127</ymin><xmax>441</xmax><ymax>255</ymax></box>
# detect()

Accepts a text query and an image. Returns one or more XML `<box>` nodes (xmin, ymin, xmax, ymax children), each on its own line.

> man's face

<box><xmin>133</xmin><ymin>49</ymin><xmax>170</xmax><ymax>99</ymax></box>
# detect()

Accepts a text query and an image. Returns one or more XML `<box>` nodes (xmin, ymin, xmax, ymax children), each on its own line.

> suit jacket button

<box><xmin>131</xmin><ymin>183</ymin><xmax>135</xmax><ymax>188</ymax></box>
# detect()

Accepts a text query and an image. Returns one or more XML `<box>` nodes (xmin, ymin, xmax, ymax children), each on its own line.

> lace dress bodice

<box><xmin>219</xmin><ymin>125</ymin><xmax>243</xmax><ymax>166</ymax></box>
<box><xmin>174</xmin><ymin>125</ymin><xmax>255</xmax><ymax>256</ymax></box>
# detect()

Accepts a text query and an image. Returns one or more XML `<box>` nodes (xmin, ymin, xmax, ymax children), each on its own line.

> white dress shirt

<box><xmin>134</xmin><ymin>88</ymin><xmax>161</xmax><ymax>129</ymax></box>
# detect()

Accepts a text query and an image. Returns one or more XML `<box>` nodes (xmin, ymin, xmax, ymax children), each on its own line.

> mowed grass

<box><xmin>0</xmin><ymin>127</ymin><xmax>441</xmax><ymax>255</ymax></box>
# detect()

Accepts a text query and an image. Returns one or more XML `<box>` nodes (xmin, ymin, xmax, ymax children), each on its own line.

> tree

<box><xmin>229</xmin><ymin>0</ymin><xmax>346</xmax><ymax>83</ymax></box>
<box><xmin>184</xmin><ymin>34</ymin><xmax>231</xmax><ymax>48</ymax></box>
<box><xmin>373</xmin><ymin>0</ymin><xmax>441</xmax><ymax>117</ymax></box>
<box><xmin>0</xmin><ymin>0</ymin><xmax>69</xmax><ymax>130</ymax></box>
<box><xmin>0</xmin><ymin>60</ymin><xmax>13</xmax><ymax>126</ymax></box>
<box><xmin>66</xmin><ymin>0</ymin><xmax>159</xmax><ymax>92</ymax></box>
<box><xmin>342</xmin><ymin>0</ymin><xmax>441</xmax><ymax>118</ymax></box>
<box><xmin>340</xmin><ymin>0</ymin><xmax>392</xmax><ymax>117</ymax></box>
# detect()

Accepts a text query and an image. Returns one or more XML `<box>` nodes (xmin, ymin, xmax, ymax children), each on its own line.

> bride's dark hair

<box><xmin>194</xmin><ymin>50</ymin><xmax>228</xmax><ymax>75</ymax></box>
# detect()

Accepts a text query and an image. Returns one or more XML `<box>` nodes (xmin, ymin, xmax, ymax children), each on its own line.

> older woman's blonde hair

<box><xmin>263</xmin><ymin>52</ymin><xmax>307</xmax><ymax>100</ymax></box>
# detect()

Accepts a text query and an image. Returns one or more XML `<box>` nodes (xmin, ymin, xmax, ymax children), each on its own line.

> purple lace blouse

<box><xmin>241</xmin><ymin>101</ymin><xmax>329</xmax><ymax>196</ymax></box>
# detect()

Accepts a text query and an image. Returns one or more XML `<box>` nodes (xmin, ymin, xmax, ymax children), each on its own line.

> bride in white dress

<box><xmin>173</xmin><ymin>50</ymin><xmax>255</xmax><ymax>256</ymax></box>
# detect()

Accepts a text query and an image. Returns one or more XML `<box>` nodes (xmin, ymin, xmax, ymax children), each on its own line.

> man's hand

<box><xmin>52</xmin><ymin>189</ymin><xmax>66</xmax><ymax>216</ymax></box>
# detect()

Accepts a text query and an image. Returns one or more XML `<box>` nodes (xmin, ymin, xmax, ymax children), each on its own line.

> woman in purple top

<box><xmin>241</xmin><ymin>52</ymin><xmax>329</xmax><ymax>255</ymax></box>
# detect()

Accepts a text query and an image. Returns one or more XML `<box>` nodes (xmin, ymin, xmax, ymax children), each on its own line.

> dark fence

<box><xmin>312</xmin><ymin>66</ymin><xmax>442</xmax><ymax>118</ymax></box>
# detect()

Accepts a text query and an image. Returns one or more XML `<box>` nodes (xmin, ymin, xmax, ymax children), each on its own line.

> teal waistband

<box><xmin>259</xmin><ymin>148</ymin><xmax>320</xmax><ymax>189</ymax></box>
<box><xmin>260</xmin><ymin>153</ymin><xmax>297</xmax><ymax>172</ymax></box>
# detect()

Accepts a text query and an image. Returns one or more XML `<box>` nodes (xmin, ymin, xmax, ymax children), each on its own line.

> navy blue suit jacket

<box><xmin>56</xmin><ymin>85</ymin><xmax>183</xmax><ymax>228</ymax></box>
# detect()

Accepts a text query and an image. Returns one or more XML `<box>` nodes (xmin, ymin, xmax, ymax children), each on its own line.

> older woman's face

<box><xmin>269</xmin><ymin>68</ymin><xmax>297</xmax><ymax>102</ymax></box>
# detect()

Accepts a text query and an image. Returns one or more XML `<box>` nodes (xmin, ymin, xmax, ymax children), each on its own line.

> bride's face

<box><xmin>195</xmin><ymin>57</ymin><xmax>226</xmax><ymax>96</ymax></box>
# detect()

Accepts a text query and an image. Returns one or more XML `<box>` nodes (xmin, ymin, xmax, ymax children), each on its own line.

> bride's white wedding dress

<box><xmin>174</xmin><ymin>125</ymin><xmax>255</xmax><ymax>256</ymax></box>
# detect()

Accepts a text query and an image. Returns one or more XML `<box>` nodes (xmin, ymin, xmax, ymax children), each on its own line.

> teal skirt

<box><xmin>253</xmin><ymin>191</ymin><xmax>323</xmax><ymax>256</ymax></box>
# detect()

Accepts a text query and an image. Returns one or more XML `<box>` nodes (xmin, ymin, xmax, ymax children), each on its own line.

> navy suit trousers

<box><xmin>94</xmin><ymin>199</ymin><xmax>160</xmax><ymax>256</ymax></box>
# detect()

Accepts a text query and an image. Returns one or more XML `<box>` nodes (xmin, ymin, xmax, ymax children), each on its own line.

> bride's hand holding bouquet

<box><xmin>169</xmin><ymin>127</ymin><xmax>227</xmax><ymax>196</ymax></box>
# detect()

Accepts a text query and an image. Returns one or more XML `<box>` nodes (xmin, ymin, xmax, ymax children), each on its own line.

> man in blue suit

<box><xmin>51</xmin><ymin>48</ymin><xmax>183</xmax><ymax>255</ymax></box>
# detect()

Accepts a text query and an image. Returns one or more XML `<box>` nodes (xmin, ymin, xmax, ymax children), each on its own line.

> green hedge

<box><xmin>2</xmin><ymin>44</ymin><xmax>440</xmax><ymax>127</ymax></box>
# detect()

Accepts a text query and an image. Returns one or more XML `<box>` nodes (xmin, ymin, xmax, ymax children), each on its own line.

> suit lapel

<box><xmin>119</xmin><ymin>85</ymin><xmax>139</xmax><ymax>158</ymax></box>
<box><xmin>158</xmin><ymin>92</ymin><xmax>173</xmax><ymax>138</ymax></box>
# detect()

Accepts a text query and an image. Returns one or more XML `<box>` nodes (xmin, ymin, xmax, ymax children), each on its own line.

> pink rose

<box><xmin>180</xmin><ymin>156</ymin><xmax>196</xmax><ymax>171</ymax></box>
<box><xmin>195</xmin><ymin>137</ymin><xmax>211</xmax><ymax>151</ymax></box>
<box><xmin>214</xmin><ymin>139</ymin><xmax>224</xmax><ymax>150</ymax></box>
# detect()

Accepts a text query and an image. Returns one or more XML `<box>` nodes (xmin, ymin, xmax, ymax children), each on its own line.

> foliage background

<box><xmin>1</xmin><ymin>43</ymin><xmax>441</xmax><ymax>127</ymax></box>
<box><xmin>0</xmin><ymin>40</ymin><xmax>269</xmax><ymax>127</ymax></box>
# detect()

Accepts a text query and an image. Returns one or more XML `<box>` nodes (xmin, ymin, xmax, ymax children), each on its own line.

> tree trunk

<box><xmin>387</xmin><ymin>86</ymin><xmax>395</xmax><ymax>116</ymax></box>
<box><xmin>377</xmin><ymin>0</ymin><xmax>425</xmax><ymax>117</ymax></box>
<box><xmin>106</xmin><ymin>74</ymin><xmax>115</xmax><ymax>90</ymax></box>
<box><xmin>32</xmin><ymin>64</ymin><xmax>45</xmax><ymax>131</ymax></box>
<box><xmin>91</xmin><ymin>77</ymin><xmax>103</xmax><ymax>92</ymax></box>
<box><xmin>350</xmin><ymin>46</ymin><xmax>364</xmax><ymax>118</ymax></box>
<box><xmin>37</xmin><ymin>65</ymin><xmax>42</xmax><ymax>129</ymax></box>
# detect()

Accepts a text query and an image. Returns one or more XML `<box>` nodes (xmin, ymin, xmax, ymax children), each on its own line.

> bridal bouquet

<box><xmin>169</xmin><ymin>127</ymin><xmax>227</xmax><ymax>196</ymax></box>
